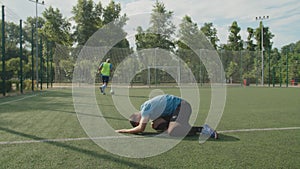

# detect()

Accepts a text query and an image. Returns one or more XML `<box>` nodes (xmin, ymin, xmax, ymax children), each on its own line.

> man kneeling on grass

<box><xmin>115</xmin><ymin>94</ymin><xmax>218</xmax><ymax>139</ymax></box>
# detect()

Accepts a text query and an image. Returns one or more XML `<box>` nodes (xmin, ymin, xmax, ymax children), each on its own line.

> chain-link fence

<box><xmin>2</xmin><ymin>45</ymin><xmax>300</xmax><ymax>96</ymax></box>
<box><xmin>53</xmin><ymin>47</ymin><xmax>300</xmax><ymax>88</ymax></box>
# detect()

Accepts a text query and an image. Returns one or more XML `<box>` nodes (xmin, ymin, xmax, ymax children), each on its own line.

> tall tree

<box><xmin>100</xmin><ymin>0</ymin><xmax>129</xmax><ymax>48</ymax></box>
<box><xmin>41</xmin><ymin>6</ymin><xmax>72</xmax><ymax>46</ymax></box>
<box><xmin>40</xmin><ymin>6</ymin><xmax>73</xmax><ymax>82</ymax></box>
<box><xmin>177</xmin><ymin>15</ymin><xmax>199</xmax><ymax>50</ymax></box>
<box><xmin>225</xmin><ymin>21</ymin><xmax>243</xmax><ymax>51</ymax></box>
<box><xmin>103</xmin><ymin>1</ymin><xmax>121</xmax><ymax>25</ymax></box>
<box><xmin>246</xmin><ymin>27</ymin><xmax>256</xmax><ymax>51</ymax></box>
<box><xmin>0</xmin><ymin>21</ymin><xmax>23</xmax><ymax>80</ymax></box>
<box><xmin>2</xmin><ymin>22</ymin><xmax>20</xmax><ymax>60</ymax></box>
<box><xmin>72</xmin><ymin>0</ymin><xmax>103</xmax><ymax>46</ymax></box>
<box><xmin>135</xmin><ymin>1</ymin><xmax>175</xmax><ymax>50</ymax></box>
<box><xmin>23</xmin><ymin>16</ymin><xmax>45</xmax><ymax>47</ymax></box>
<box><xmin>281</xmin><ymin>42</ymin><xmax>300</xmax><ymax>82</ymax></box>
<box><xmin>176</xmin><ymin>15</ymin><xmax>202</xmax><ymax>82</ymax></box>
<box><xmin>200</xmin><ymin>22</ymin><xmax>219</xmax><ymax>49</ymax></box>
<box><xmin>255</xmin><ymin>21</ymin><xmax>274</xmax><ymax>52</ymax></box>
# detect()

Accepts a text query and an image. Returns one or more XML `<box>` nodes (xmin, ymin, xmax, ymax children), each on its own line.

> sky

<box><xmin>0</xmin><ymin>0</ymin><xmax>300</xmax><ymax>49</ymax></box>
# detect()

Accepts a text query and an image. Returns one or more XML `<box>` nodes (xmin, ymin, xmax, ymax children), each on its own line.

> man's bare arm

<box><xmin>115</xmin><ymin>123</ymin><xmax>147</xmax><ymax>134</ymax></box>
<box><xmin>115</xmin><ymin>117</ymin><xmax>148</xmax><ymax>134</ymax></box>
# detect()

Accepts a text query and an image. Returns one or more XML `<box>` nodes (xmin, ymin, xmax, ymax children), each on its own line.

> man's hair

<box><xmin>129</xmin><ymin>113</ymin><xmax>141</xmax><ymax>127</ymax></box>
<box><xmin>130</xmin><ymin>120</ymin><xmax>139</xmax><ymax>127</ymax></box>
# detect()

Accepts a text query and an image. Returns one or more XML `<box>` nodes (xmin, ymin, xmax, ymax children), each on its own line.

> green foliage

<box><xmin>0</xmin><ymin>0</ymin><xmax>299</xmax><ymax>89</ymax></box>
<box><xmin>103</xmin><ymin>1</ymin><xmax>121</xmax><ymax>25</ymax></box>
<box><xmin>226</xmin><ymin>61</ymin><xmax>238</xmax><ymax>80</ymax></box>
<box><xmin>246</xmin><ymin>27</ymin><xmax>256</xmax><ymax>51</ymax></box>
<box><xmin>0</xmin><ymin>80</ymin><xmax>12</xmax><ymax>92</ymax></box>
<box><xmin>135</xmin><ymin>1</ymin><xmax>175</xmax><ymax>51</ymax></box>
<box><xmin>23</xmin><ymin>16</ymin><xmax>45</xmax><ymax>44</ymax></box>
<box><xmin>254</xmin><ymin>21</ymin><xmax>274</xmax><ymax>51</ymax></box>
<box><xmin>72</xmin><ymin>0</ymin><xmax>103</xmax><ymax>46</ymax></box>
<box><xmin>200</xmin><ymin>22</ymin><xmax>219</xmax><ymax>49</ymax></box>
<box><xmin>176</xmin><ymin>16</ymin><xmax>203</xmax><ymax>82</ymax></box>
<box><xmin>59</xmin><ymin>59</ymin><xmax>74</xmax><ymax>81</ymax></box>
<box><xmin>225</xmin><ymin>21</ymin><xmax>243</xmax><ymax>51</ymax></box>
<box><xmin>41</xmin><ymin>6</ymin><xmax>72</xmax><ymax>46</ymax></box>
<box><xmin>23</xmin><ymin>79</ymin><xmax>32</xmax><ymax>90</ymax></box>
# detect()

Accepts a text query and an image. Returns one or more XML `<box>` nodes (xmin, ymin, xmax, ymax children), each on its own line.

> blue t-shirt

<box><xmin>140</xmin><ymin>94</ymin><xmax>182</xmax><ymax>120</ymax></box>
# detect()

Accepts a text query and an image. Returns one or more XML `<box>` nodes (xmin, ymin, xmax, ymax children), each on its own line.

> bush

<box><xmin>23</xmin><ymin>80</ymin><xmax>33</xmax><ymax>90</ymax></box>
<box><xmin>0</xmin><ymin>80</ymin><xmax>12</xmax><ymax>93</ymax></box>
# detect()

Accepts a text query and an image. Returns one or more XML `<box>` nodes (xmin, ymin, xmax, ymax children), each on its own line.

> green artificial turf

<box><xmin>0</xmin><ymin>87</ymin><xmax>299</xmax><ymax>169</ymax></box>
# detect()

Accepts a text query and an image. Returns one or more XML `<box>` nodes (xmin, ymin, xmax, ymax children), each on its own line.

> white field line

<box><xmin>0</xmin><ymin>90</ymin><xmax>54</xmax><ymax>105</ymax></box>
<box><xmin>0</xmin><ymin>127</ymin><xmax>300</xmax><ymax>145</ymax></box>
<box><xmin>218</xmin><ymin>126</ymin><xmax>300</xmax><ymax>133</ymax></box>
<box><xmin>0</xmin><ymin>134</ymin><xmax>156</xmax><ymax>145</ymax></box>
<box><xmin>0</xmin><ymin>94</ymin><xmax>37</xmax><ymax>105</ymax></box>
<box><xmin>0</xmin><ymin>135</ymin><xmax>135</xmax><ymax>145</ymax></box>
<box><xmin>0</xmin><ymin>89</ymin><xmax>68</xmax><ymax>105</ymax></box>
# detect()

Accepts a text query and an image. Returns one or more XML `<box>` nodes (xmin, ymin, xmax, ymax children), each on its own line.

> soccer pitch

<box><xmin>0</xmin><ymin>87</ymin><xmax>299</xmax><ymax>169</ymax></box>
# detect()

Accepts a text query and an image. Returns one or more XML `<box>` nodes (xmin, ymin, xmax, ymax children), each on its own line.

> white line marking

<box><xmin>218</xmin><ymin>127</ymin><xmax>300</xmax><ymax>133</ymax></box>
<box><xmin>0</xmin><ymin>94</ymin><xmax>37</xmax><ymax>105</ymax></box>
<box><xmin>0</xmin><ymin>90</ymin><xmax>53</xmax><ymax>105</ymax></box>
<box><xmin>0</xmin><ymin>135</ymin><xmax>139</xmax><ymax>145</ymax></box>
<box><xmin>0</xmin><ymin>127</ymin><xmax>299</xmax><ymax>145</ymax></box>
<box><xmin>0</xmin><ymin>89</ymin><xmax>64</xmax><ymax>105</ymax></box>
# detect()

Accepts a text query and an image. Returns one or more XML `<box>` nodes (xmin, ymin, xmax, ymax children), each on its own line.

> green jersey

<box><xmin>101</xmin><ymin>62</ymin><xmax>112</xmax><ymax>76</ymax></box>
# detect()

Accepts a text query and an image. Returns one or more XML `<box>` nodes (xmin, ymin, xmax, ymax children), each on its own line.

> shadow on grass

<box><xmin>137</xmin><ymin>132</ymin><xmax>240</xmax><ymax>142</ymax></box>
<box><xmin>47</xmin><ymin>108</ymin><xmax>129</xmax><ymax>122</ymax></box>
<box><xmin>108</xmin><ymin>94</ymin><xmax>149</xmax><ymax>99</ymax></box>
<box><xmin>184</xmin><ymin>133</ymin><xmax>240</xmax><ymax>142</ymax></box>
<box><xmin>0</xmin><ymin>126</ymin><xmax>156</xmax><ymax>169</ymax></box>
<box><xmin>76</xmin><ymin>112</ymin><xmax>129</xmax><ymax>121</ymax></box>
<box><xmin>216</xmin><ymin>133</ymin><xmax>240</xmax><ymax>142</ymax></box>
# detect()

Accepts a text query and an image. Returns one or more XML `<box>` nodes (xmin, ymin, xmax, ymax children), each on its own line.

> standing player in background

<box><xmin>98</xmin><ymin>58</ymin><xmax>112</xmax><ymax>95</ymax></box>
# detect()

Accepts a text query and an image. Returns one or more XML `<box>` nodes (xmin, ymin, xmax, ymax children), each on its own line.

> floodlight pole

<box><xmin>29</xmin><ymin>0</ymin><xmax>44</xmax><ymax>89</ymax></box>
<box><xmin>256</xmin><ymin>16</ymin><xmax>269</xmax><ymax>87</ymax></box>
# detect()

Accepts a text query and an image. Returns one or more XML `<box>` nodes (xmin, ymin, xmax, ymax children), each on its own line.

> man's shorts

<box><xmin>170</xmin><ymin>100</ymin><xmax>191</xmax><ymax>123</ymax></box>
<box><xmin>152</xmin><ymin>103</ymin><xmax>181</xmax><ymax>130</ymax></box>
<box><xmin>170</xmin><ymin>103</ymin><xmax>181</xmax><ymax>122</ymax></box>
<box><xmin>101</xmin><ymin>75</ymin><xmax>109</xmax><ymax>83</ymax></box>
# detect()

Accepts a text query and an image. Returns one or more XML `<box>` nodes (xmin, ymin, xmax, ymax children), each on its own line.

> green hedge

<box><xmin>0</xmin><ymin>80</ymin><xmax>33</xmax><ymax>93</ymax></box>
<box><xmin>23</xmin><ymin>80</ymin><xmax>33</xmax><ymax>90</ymax></box>
<box><xmin>0</xmin><ymin>81</ymin><xmax>12</xmax><ymax>93</ymax></box>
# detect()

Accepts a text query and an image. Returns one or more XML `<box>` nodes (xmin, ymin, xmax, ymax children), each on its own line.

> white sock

<box><xmin>102</xmin><ymin>85</ymin><xmax>107</xmax><ymax>92</ymax></box>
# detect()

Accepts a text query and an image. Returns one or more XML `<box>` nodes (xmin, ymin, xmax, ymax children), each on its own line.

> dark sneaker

<box><xmin>211</xmin><ymin>131</ymin><xmax>219</xmax><ymax>139</ymax></box>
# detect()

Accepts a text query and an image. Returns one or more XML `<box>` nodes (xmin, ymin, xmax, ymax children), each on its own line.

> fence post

<box><xmin>2</xmin><ymin>5</ymin><xmax>6</xmax><ymax>96</ymax></box>
<box><xmin>286</xmin><ymin>52</ymin><xmax>288</xmax><ymax>87</ymax></box>
<box><xmin>256</xmin><ymin>52</ymin><xmax>258</xmax><ymax>86</ymax></box>
<box><xmin>280</xmin><ymin>64</ymin><xmax>282</xmax><ymax>87</ymax></box>
<box><xmin>20</xmin><ymin>19</ymin><xmax>23</xmax><ymax>94</ymax></box>
<box><xmin>268</xmin><ymin>48</ymin><xmax>271</xmax><ymax>87</ymax></box>
<box><xmin>46</xmin><ymin>39</ymin><xmax>49</xmax><ymax>89</ymax></box>
<box><xmin>240</xmin><ymin>50</ymin><xmax>243</xmax><ymax>86</ymax></box>
<box><xmin>50</xmin><ymin>41</ymin><xmax>53</xmax><ymax>88</ymax></box>
<box><xmin>31</xmin><ymin>24</ymin><xmax>34</xmax><ymax>91</ymax></box>
<box><xmin>40</xmin><ymin>37</ymin><xmax>43</xmax><ymax>90</ymax></box>
<box><xmin>272</xmin><ymin>67</ymin><xmax>275</xmax><ymax>87</ymax></box>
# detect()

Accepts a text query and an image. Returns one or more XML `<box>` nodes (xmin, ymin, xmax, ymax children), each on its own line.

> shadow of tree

<box><xmin>0</xmin><ymin>126</ymin><xmax>156</xmax><ymax>169</ymax></box>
